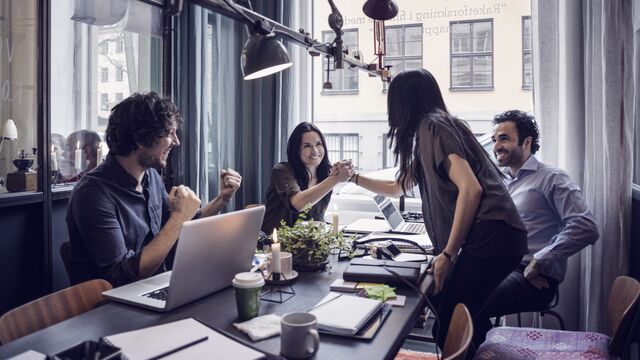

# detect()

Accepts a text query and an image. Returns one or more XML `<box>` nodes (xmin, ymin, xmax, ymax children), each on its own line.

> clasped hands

<box><xmin>330</xmin><ymin>159</ymin><xmax>355</xmax><ymax>182</ymax></box>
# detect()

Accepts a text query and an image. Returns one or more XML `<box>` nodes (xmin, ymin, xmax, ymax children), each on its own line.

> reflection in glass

<box><xmin>50</xmin><ymin>0</ymin><xmax>162</xmax><ymax>185</ymax></box>
<box><xmin>0</xmin><ymin>0</ymin><xmax>38</xmax><ymax>195</ymax></box>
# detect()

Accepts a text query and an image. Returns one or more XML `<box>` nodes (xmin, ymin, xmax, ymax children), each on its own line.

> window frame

<box><xmin>321</xmin><ymin>29</ymin><xmax>359</xmax><ymax>95</ymax></box>
<box><xmin>382</xmin><ymin>23</ymin><xmax>423</xmax><ymax>92</ymax></box>
<box><xmin>522</xmin><ymin>16</ymin><xmax>532</xmax><ymax>89</ymax></box>
<box><xmin>325</xmin><ymin>133</ymin><xmax>360</xmax><ymax>168</ymax></box>
<box><xmin>449</xmin><ymin>18</ymin><xmax>494</xmax><ymax>91</ymax></box>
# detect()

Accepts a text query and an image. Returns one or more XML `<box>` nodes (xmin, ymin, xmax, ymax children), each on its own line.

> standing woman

<box><xmin>261</xmin><ymin>122</ymin><xmax>353</xmax><ymax>235</ymax></box>
<box><xmin>352</xmin><ymin>69</ymin><xmax>527</xmax><ymax>354</ymax></box>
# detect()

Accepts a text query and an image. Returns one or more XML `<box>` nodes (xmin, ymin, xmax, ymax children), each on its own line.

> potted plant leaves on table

<box><xmin>276</xmin><ymin>207</ymin><xmax>351</xmax><ymax>272</ymax></box>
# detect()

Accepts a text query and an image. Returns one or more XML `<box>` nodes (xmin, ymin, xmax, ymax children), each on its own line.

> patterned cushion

<box><xmin>474</xmin><ymin>327</ymin><xmax>610</xmax><ymax>360</ymax></box>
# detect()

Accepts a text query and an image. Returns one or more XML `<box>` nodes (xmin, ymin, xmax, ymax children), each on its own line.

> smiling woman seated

<box><xmin>260</xmin><ymin>122</ymin><xmax>354</xmax><ymax>238</ymax></box>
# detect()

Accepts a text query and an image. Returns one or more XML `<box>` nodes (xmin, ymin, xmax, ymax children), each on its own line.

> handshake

<box><xmin>330</xmin><ymin>159</ymin><xmax>357</xmax><ymax>183</ymax></box>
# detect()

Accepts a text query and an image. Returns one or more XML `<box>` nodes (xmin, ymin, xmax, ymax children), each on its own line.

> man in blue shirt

<box><xmin>67</xmin><ymin>92</ymin><xmax>242</xmax><ymax>287</ymax></box>
<box><xmin>480</xmin><ymin>110</ymin><xmax>598</xmax><ymax>324</ymax></box>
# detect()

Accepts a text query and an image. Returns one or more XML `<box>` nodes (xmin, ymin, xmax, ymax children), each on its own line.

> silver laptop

<box><xmin>344</xmin><ymin>195</ymin><xmax>426</xmax><ymax>234</ymax></box>
<box><xmin>103</xmin><ymin>206</ymin><xmax>265</xmax><ymax>312</ymax></box>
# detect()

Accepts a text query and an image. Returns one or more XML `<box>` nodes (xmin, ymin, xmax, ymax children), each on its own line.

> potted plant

<box><xmin>276</xmin><ymin>207</ymin><xmax>351</xmax><ymax>272</ymax></box>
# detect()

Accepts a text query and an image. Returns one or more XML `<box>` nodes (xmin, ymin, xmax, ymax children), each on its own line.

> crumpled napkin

<box><xmin>233</xmin><ymin>314</ymin><xmax>281</xmax><ymax>341</ymax></box>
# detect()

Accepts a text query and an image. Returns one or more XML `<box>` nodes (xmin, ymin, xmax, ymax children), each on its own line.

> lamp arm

<box><xmin>185</xmin><ymin>0</ymin><xmax>389</xmax><ymax>80</ymax></box>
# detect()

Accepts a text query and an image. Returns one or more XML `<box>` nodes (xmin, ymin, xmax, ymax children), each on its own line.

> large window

<box><xmin>312</xmin><ymin>1</ymin><xmax>532</xmax><ymax>174</ymax></box>
<box><xmin>450</xmin><ymin>19</ymin><xmax>493</xmax><ymax>89</ymax></box>
<box><xmin>325</xmin><ymin>134</ymin><xmax>360</xmax><ymax>169</ymax></box>
<box><xmin>384</xmin><ymin>24</ymin><xmax>423</xmax><ymax>91</ymax></box>
<box><xmin>50</xmin><ymin>0</ymin><xmax>162</xmax><ymax>184</ymax></box>
<box><xmin>522</xmin><ymin>17</ymin><xmax>532</xmax><ymax>89</ymax></box>
<box><xmin>321</xmin><ymin>29</ymin><xmax>359</xmax><ymax>93</ymax></box>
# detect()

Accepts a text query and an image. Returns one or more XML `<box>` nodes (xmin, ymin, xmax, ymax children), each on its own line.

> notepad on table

<box><xmin>102</xmin><ymin>318</ymin><xmax>265</xmax><ymax>360</ymax></box>
<box><xmin>308</xmin><ymin>292</ymin><xmax>384</xmax><ymax>336</ymax></box>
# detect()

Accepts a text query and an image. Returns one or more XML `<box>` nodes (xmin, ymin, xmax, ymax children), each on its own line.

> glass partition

<box><xmin>0</xmin><ymin>0</ymin><xmax>38</xmax><ymax>196</ymax></box>
<box><xmin>49</xmin><ymin>0</ymin><xmax>162</xmax><ymax>186</ymax></box>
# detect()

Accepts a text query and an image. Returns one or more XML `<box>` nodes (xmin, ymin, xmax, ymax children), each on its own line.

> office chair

<box><xmin>493</xmin><ymin>287</ymin><xmax>565</xmax><ymax>330</ymax></box>
<box><xmin>476</xmin><ymin>276</ymin><xmax>640</xmax><ymax>359</ymax></box>
<box><xmin>396</xmin><ymin>303</ymin><xmax>473</xmax><ymax>360</ymax></box>
<box><xmin>0</xmin><ymin>279</ymin><xmax>112</xmax><ymax>344</ymax></box>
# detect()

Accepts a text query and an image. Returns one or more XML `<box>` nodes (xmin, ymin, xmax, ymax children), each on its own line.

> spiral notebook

<box><xmin>102</xmin><ymin>318</ymin><xmax>267</xmax><ymax>360</ymax></box>
<box><xmin>308</xmin><ymin>292</ymin><xmax>386</xmax><ymax>337</ymax></box>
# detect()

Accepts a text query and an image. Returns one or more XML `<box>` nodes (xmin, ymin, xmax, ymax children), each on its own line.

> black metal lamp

<box><xmin>241</xmin><ymin>20</ymin><xmax>293</xmax><ymax>80</ymax></box>
<box><xmin>362</xmin><ymin>0</ymin><xmax>399</xmax><ymax>21</ymax></box>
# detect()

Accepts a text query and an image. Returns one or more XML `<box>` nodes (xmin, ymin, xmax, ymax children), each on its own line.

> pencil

<box><xmin>146</xmin><ymin>335</ymin><xmax>208</xmax><ymax>360</ymax></box>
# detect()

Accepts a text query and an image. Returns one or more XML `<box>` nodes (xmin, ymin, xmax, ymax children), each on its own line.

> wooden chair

<box><xmin>0</xmin><ymin>279</ymin><xmax>112</xmax><ymax>344</ymax></box>
<box><xmin>475</xmin><ymin>276</ymin><xmax>640</xmax><ymax>359</ymax></box>
<box><xmin>396</xmin><ymin>303</ymin><xmax>473</xmax><ymax>360</ymax></box>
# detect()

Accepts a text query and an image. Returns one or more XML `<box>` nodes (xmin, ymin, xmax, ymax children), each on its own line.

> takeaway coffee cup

<box><xmin>280</xmin><ymin>312</ymin><xmax>320</xmax><ymax>358</ymax></box>
<box><xmin>232</xmin><ymin>272</ymin><xmax>265</xmax><ymax>321</ymax></box>
<box><xmin>267</xmin><ymin>251</ymin><xmax>294</xmax><ymax>279</ymax></box>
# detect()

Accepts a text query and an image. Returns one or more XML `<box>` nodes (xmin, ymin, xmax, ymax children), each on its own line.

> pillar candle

<box><xmin>271</xmin><ymin>230</ymin><xmax>281</xmax><ymax>273</ymax></box>
<box><xmin>50</xmin><ymin>145</ymin><xmax>58</xmax><ymax>172</ymax></box>
<box><xmin>332</xmin><ymin>204</ymin><xmax>340</xmax><ymax>234</ymax></box>
<box><xmin>96</xmin><ymin>142</ymin><xmax>104</xmax><ymax>166</ymax></box>
<box><xmin>74</xmin><ymin>140</ymin><xmax>82</xmax><ymax>170</ymax></box>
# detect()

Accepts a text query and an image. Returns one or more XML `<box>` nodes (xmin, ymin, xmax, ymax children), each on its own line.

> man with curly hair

<box><xmin>479</xmin><ymin>110</ymin><xmax>598</xmax><ymax>327</ymax></box>
<box><xmin>67</xmin><ymin>92</ymin><xmax>242</xmax><ymax>286</ymax></box>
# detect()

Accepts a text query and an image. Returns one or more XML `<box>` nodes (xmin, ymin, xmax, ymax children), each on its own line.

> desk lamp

<box><xmin>0</xmin><ymin>119</ymin><xmax>18</xmax><ymax>193</ymax></box>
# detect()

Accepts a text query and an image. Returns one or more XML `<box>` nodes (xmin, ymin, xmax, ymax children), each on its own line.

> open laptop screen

<box><xmin>374</xmin><ymin>195</ymin><xmax>404</xmax><ymax>229</ymax></box>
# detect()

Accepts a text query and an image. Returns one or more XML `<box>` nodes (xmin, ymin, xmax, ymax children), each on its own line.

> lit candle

<box><xmin>96</xmin><ymin>142</ymin><xmax>104</xmax><ymax>166</ymax></box>
<box><xmin>74</xmin><ymin>140</ymin><xmax>82</xmax><ymax>170</ymax></box>
<box><xmin>332</xmin><ymin>204</ymin><xmax>340</xmax><ymax>234</ymax></box>
<box><xmin>50</xmin><ymin>144</ymin><xmax>58</xmax><ymax>172</ymax></box>
<box><xmin>271</xmin><ymin>229</ymin><xmax>281</xmax><ymax>274</ymax></box>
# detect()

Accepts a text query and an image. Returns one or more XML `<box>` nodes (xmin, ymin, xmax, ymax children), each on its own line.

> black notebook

<box><xmin>308</xmin><ymin>292</ymin><xmax>385</xmax><ymax>336</ymax></box>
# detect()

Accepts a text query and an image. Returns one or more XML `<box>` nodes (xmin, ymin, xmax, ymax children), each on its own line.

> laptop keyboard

<box><xmin>402</xmin><ymin>222</ymin><xmax>426</xmax><ymax>234</ymax></box>
<box><xmin>143</xmin><ymin>286</ymin><xmax>169</xmax><ymax>301</ymax></box>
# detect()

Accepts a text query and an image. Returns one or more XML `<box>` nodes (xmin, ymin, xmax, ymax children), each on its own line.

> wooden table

<box><xmin>0</xmin><ymin>257</ymin><xmax>433</xmax><ymax>360</ymax></box>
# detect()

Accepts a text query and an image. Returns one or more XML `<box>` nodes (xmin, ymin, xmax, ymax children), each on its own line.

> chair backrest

<box><xmin>244</xmin><ymin>204</ymin><xmax>262</xmax><ymax>209</ymax></box>
<box><xmin>0</xmin><ymin>279</ymin><xmax>112</xmax><ymax>344</ymax></box>
<box><xmin>443</xmin><ymin>303</ymin><xmax>473</xmax><ymax>360</ymax></box>
<box><xmin>607</xmin><ymin>276</ymin><xmax>640</xmax><ymax>356</ymax></box>
<box><xmin>59</xmin><ymin>241</ymin><xmax>72</xmax><ymax>281</ymax></box>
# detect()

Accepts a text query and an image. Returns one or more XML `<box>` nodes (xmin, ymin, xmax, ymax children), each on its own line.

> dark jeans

<box><xmin>430</xmin><ymin>251</ymin><xmax>523</xmax><ymax>358</ymax></box>
<box><xmin>478</xmin><ymin>266</ymin><xmax>558</xmax><ymax>330</ymax></box>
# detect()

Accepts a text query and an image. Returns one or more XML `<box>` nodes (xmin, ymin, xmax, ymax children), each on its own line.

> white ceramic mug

<box><xmin>267</xmin><ymin>251</ymin><xmax>294</xmax><ymax>279</ymax></box>
<box><xmin>280</xmin><ymin>312</ymin><xmax>320</xmax><ymax>358</ymax></box>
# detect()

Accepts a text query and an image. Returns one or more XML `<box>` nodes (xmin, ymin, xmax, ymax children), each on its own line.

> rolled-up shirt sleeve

<box><xmin>272</xmin><ymin>165</ymin><xmax>302</xmax><ymax>212</ymax></box>
<box><xmin>533</xmin><ymin>172</ymin><xmax>599</xmax><ymax>272</ymax></box>
<box><xmin>71</xmin><ymin>185</ymin><xmax>141</xmax><ymax>286</ymax></box>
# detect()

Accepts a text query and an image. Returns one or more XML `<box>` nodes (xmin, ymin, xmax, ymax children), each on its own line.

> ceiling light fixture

<box><xmin>362</xmin><ymin>0</ymin><xmax>399</xmax><ymax>21</ymax></box>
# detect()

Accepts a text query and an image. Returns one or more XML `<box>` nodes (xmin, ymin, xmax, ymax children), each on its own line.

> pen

<box><xmin>146</xmin><ymin>336</ymin><xmax>208</xmax><ymax>360</ymax></box>
<box><xmin>308</xmin><ymin>293</ymin><xmax>343</xmax><ymax>312</ymax></box>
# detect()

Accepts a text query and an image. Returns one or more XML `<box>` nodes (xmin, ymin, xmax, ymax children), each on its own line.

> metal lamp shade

<box><xmin>362</xmin><ymin>0</ymin><xmax>399</xmax><ymax>21</ymax></box>
<box><xmin>241</xmin><ymin>33</ymin><xmax>293</xmax><ymax>80</ymax></box>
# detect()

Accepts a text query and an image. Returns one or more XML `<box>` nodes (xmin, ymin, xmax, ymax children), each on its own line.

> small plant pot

<box><xmin>290</xmin><ymin>242</ymin><xmax>329</xmax><ymax>272</ymax></box>
<box><xmin>292</xmin><ymin>257</ymin><xmax>329</xmax><ymax>272</ymax></box>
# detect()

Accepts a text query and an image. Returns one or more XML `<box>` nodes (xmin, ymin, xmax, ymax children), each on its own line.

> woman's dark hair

<box><xmin>387</xmin><ymin>69</ymin><xmax>500</xmax><ymax>189</ymax></box>
<box><xmin>286</xmin><ymin>122</ymin><xmax>332</xmax><ymax>190</ymax></box>
<box><xmin>387</xmin><ymin>69</ymin><xmax>449</xmax><ymax>190</ymax></box>
<box><xmin>105</xmin><ymin>92</ymin><xmax>182</xmax><ymax>156</ymax></box>
<box><xmin>492</xmin><ymin>110</ymin><xmax>540</xmax><ymax>154</ymax></box>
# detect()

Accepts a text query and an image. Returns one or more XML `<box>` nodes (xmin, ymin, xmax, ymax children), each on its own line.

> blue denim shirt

<box><xmin>504</xmin><ymin>155</ymin><xmax>599</xmax><ymax>282</ymax></box>
<box><xmin>66</xmin><ymin>153</ymin><xmax>171</xmax><ymax>286</ymax></box>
